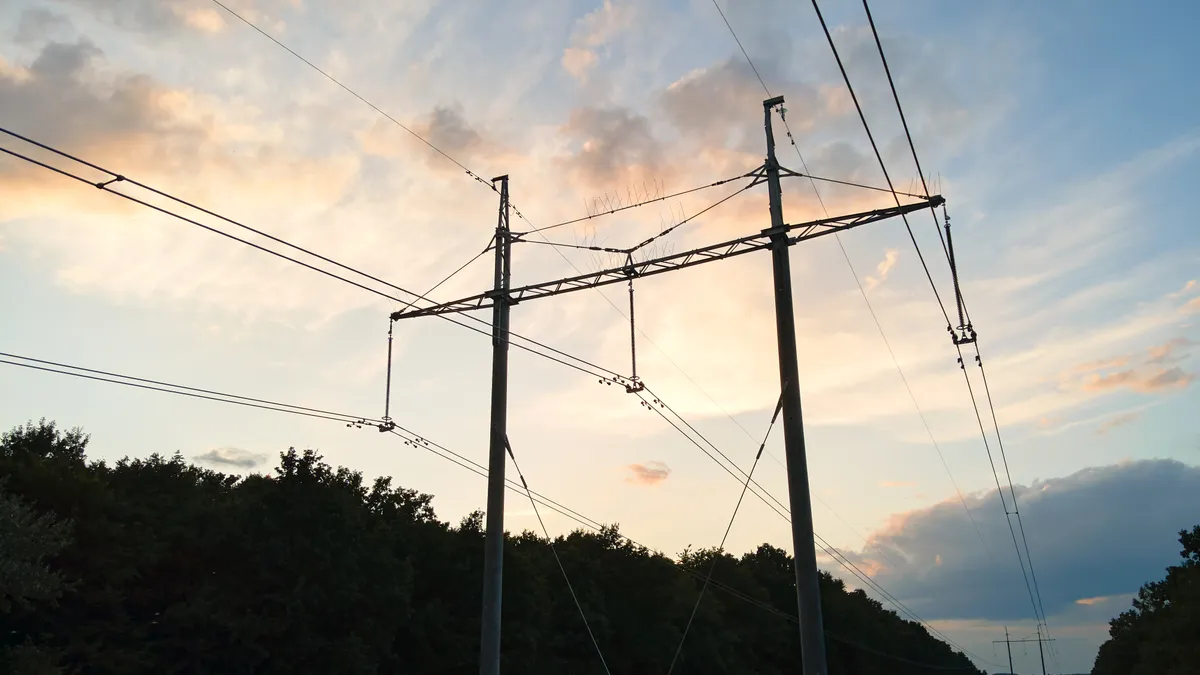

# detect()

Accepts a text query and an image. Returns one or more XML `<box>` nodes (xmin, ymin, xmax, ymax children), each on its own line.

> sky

<box><xmin>1</xmin><ymin>0</ymin><xmax>1198</xmax><ymax>672</ymax></box>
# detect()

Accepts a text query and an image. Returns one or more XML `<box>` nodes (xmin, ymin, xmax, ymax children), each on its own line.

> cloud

<box><xmin>1074</xmin><ymin>595</ymin><xmax>1118</xmax><ymax>606</ymax></box>
<box><xmin>15</xmin><ymin>8</ymin><xmax>74</xmax><ymax>44</ymax></box>
<box><xmin>1169</xmin><ymin>279</ymin><xmax>1196</xmax><ymax>298</ymax></box>
<box><xmin>863</xmin><ymin>248</ymin><xmax>899</xmax><ymax>292</ymax></box>
<box><xmin>181</xmin><ymin>7</ymin><xmax>226</xmax><ymax>33</ymax></box>
<box><xmin>193</xmin><ymin>447</ymin><xmax>266</xmax><ymax>469</ymax></box>
<box><xmin>1081</xmin><ymin>366</ymin><xmax>1194</xmax><ymax>394</ymax></box>
<box><xmin>1073</xmin><ymin>356</ymin><xmax>1130</xmax><ymax>373</ymax></box>
<box><xmin>560</xmin><ymin>0</ymin><xmax>636</xmax><ymax>81</ymax></box>
<box><xmin>660</xmin><ymin>57</ymin><xmax>820</xmax><ymax>155</ymax></box>
<box><xmin>843</xmin><ymin>459</ymin><xmax>1200</xmax><ymax>621</ymax></box>
<box><xmin>1185</xmin><ymin>296</ymin><xmax>1200</xmax><ymax>314</ymax></box>
<box><xmin>361</xmin><ymin>104</ymin><xmax>488</xmax><ymax>170</ymax></box>
<box><xmin>625</xmin><ymin>461</ymin><xmax>670</xmax><ymax>486</ymax></box>
<box><xmin>557</xmin><ymin>106</ymin><xmax>662</xmax><ymax>186</ymax></box>
<box><xmin>1146</xmin><ymin>337</ymin><xmax>1194</xmax><ymax>364</ymax></box>
<box><xmin>50</xmin><ymin>0</ymin><xmax>240</xmax><ymax>34</ymax></box>
<box><xmin>562</xmin><ymin>48</ymin><xmax>598</xmax><ymax>80</ymax></box>
<box><xmin>1095</xmin><ymin>411</ymin><xmax>1139</xmax><ymax>435</ymax></box>
<box><xmin>1067</xmin><ymin>339</ymin><xmax>1196</xmax><ymax>396</ymax></box>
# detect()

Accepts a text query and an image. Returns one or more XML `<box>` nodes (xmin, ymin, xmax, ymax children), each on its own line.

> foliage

<box><xmin>0</xmin><ymin>420</ymin><xmax>982</xmax><ymax>674</ymax></box>
<box><xmin>0</xmin><ymin>485</ymin><xmax>71</xmax><ymax>612</ymax></box>
<box><xmin>1092</xmin><ymin>524</ymin><xmax>1200</xmax><ymax>675</ymax></box>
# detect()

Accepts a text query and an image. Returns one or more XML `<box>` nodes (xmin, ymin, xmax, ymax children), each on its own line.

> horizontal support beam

<box><xmin>392</xmin><ymin>196</ymin><xmax>943</xmax><ymax>320</ymax></box>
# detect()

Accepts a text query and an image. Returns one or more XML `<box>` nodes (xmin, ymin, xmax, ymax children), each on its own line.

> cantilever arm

<box><xmin>391</xmin><ymin>196</ymin><xmax>943</xmax><ymax>321</ymax></box>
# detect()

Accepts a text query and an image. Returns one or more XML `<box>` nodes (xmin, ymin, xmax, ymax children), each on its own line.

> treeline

<box><xmin>1</xmin><ymin>420</ymin><xmax>981</xmax><ymax>674</ymax></box>
<box><xmin>1092</xmin><ymin>522</ymin><xmax>1199</xmax><ymax>674</ymax></box>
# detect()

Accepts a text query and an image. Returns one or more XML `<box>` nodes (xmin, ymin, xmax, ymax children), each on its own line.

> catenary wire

<box><xmin>0</xmin><ymin>133</ymin><xmax>625</xmax><ymax>383</ymax></box>
<box><xmin>807</xmin><ymin>0</ymin><xmax>954</xmax><ymax>330</ymax></box>
<box><xmin>0</xmin><ymin>351</ymin><xmax>986</xmax><ymax>670</ymax></box>
<box><xmin>0</xmin><ymin>349</ymin><xmax>601</xmax><ymax>529</ymax></box>
<box><xmin>857</xmin><ymin>1</ymin><xmax>1055</xmax><ymax>654</ymax></box>
<box><xmin>954</xmin><ymin>345</ymin><xmax>1043</xmax><ymax>630</ymax></box>
<box><xmin>104</xmin><ymin>4</ymin><xmax>1011</xmax><ymax>664</ymax></box>
<box><xmin>0</xmin><ymin>357</ymin><xmax>375</xmax><ymax>426</ymax></box>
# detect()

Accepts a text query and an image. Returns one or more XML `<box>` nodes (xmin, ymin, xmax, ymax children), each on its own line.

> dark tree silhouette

<box><xmin>1</xmin><ymin>420</ymin><xmax>982</xmax><ymax>674</ymax></box>
<box><xmin>1092</xmin><ymin>524</ymin><xmax>1200</xmax><ymax>675</ymax></box>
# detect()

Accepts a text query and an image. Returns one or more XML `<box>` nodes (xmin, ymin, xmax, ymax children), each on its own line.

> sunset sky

<box><xmin>2</xmin><ymin>1</ymin><xmax>1198</xmax><ymax>672</ymax></box>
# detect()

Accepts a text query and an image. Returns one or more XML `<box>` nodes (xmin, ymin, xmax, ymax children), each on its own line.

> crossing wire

<box><xmin>0</xmin><ymin>350</ymin><xmax>990</xmax><ymax>671</ymax></box>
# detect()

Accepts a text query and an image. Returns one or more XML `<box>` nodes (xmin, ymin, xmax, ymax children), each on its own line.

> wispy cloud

<box><xmin>1146</xmin><ymin>337</ymin><xmax>1194</xmax><ymax>364</ymax></box>
<box><xmin>625</xmin><ymin>461</ymin><xmax>670</xmax><ymax>486</ymax></box>
<box><xmin>1169</xmin><ymin>279</ymin><xmax>1197</xmax><ymax>298</ymax></box>
<box><xmin>1075</xmin><ymin>595</ymin><xmax>1118</xmax><ymax>606</ymax></box>
<box><xmin>1096</xmin><ymin>411</ymin><xmax>1139</xmax><ymax>435</ymax></box>
<box><xmin>863</xmin><ymin>249</ymin><xmax>899</xmax><ymax>292</ymax></box>
<box><xmin>1081</xmin><ymin>366</ymin><xmax>1194</xmax><ymax>394</ymax></box>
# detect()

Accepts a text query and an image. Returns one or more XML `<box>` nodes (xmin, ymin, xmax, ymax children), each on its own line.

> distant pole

<box><xmin>1005</xmin><ymin>627</ymin><xmax>1013</xmax><ymax>675</ymax></box>
<box><xmin>479</xmin><ymin>175</ymin><xmax>512</xmax><ymax>675</ymax></box>
<box><xmin>1036</xmin><ymin>626</ymin><xmax>1047</xmax><ymax>675</ymax></box>
<box><xmin>762</xmin><ymin>94</ymin><xmax>828</xmax><ymax>675</ymax></box>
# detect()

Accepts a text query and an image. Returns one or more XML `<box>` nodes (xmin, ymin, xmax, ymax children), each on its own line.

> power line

<box><xmin>807</xmin><ymin>0</ymin><xmax>953</xmax><ymax>329</ymax></box>
<box><xmin>857</xmin><ymin>2</ymin><xmax>1055</xmax><ymax>659</ymax></box>
<box><xmin>0</xmin><ymin>355</ymin><xmax>376</xmax><ymax>426</ymax></box>
<box><xmin>0</xmin><ymin>130</ymin><xmax>626</xmax><ymax>385</ymax></box>
<box><xmin>0</xmin><ymin>349</ymin><xmax>985</xmax><ymax>671</ymax></box>
<box><xmin>0</xmin><ymin>348</ymin><xmax>605</xmax><ymax>529</ymax></box>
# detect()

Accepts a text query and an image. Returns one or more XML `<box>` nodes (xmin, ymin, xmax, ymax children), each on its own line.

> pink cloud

<box><xmin>1082</xmin><ymin>366</ymin><xmax>1194</xmax><ymax>393</ymax></box>
<box><xmin>625</xmin><ymin>461</ymin><xmax>670</xmax><ymax>486</ymax></box>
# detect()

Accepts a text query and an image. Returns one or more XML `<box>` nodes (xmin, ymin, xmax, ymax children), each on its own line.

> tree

<box><xmin>1092</xmin><ymin>525</ymin><xmax>1200</xmax><ymax>675</ymax></box>
<box><xmin>0</xmin><ymin>420</ymin><xmax>984</xmax><ymax>674</ymax></box>
<box><xmin>0</xmin><ymin>486</ymin><xmax>70</xmax><ymax>612</ymax></box>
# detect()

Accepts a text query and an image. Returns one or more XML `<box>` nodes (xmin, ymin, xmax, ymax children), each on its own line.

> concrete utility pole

<box><xmin>479</xmin><ymin>175</ymin><xmax>512</xmax><ymax>675</ymax></box>
<box><xmin>762</xmin><ymin>95</ymin><xmax>828</xmax><ymax>675</ymax></box>
<box><xmin>389</xmin><ymin>101</ymin><xmax>943</xmax><ymax>675</ymax></box>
